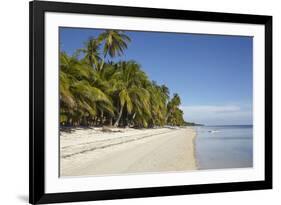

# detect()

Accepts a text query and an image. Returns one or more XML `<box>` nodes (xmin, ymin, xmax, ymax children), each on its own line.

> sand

<box><xmin>60</xmin><ymin>127</ymin><xmax>197</xmax><ymax>176</ymax></box>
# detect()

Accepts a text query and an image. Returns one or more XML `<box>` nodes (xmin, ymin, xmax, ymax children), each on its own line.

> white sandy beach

<box><xmin>60</xmin><ymin>127</ymin><xmax>197</xmax><ymax>176</ymax></box>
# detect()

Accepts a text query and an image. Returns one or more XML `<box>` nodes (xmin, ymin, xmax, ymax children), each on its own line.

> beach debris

<box><xmin>102</xmin><ymin>127</ymin><xmax>123</xmax><ymax>133</ymax></box>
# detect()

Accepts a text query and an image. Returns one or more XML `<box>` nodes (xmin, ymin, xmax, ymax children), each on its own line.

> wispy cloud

<box><xmin>184</xmin><ymin>105</ymin><xmax>241</xmax><ymax>113</ymax></box>
<box><xmin>180</xmin><ymin>105</ymin><xmax>252</xmax><ymax>125</ymax></box>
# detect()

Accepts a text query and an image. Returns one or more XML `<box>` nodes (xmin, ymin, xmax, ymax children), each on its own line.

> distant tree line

<box><xmin>60</xmin><ymin>30</ymin><xmax>187</xmax><ymax>128</ymax></box>
<box><xmin>183</xmin><ymin>122</ymin><xmax>204</xmax><ymax>126</ymax></box>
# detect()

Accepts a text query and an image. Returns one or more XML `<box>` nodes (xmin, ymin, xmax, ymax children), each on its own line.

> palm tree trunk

<box><xmin>99</xmin><ymin>53</ymin><xmax>107</xmax><ymax>71</ymax></box>
<box><xmin>114</xmin><ymin>105</ymin><xmax>124</xmax><ymax>127</ymax></box>
<box><xmin>165</xmin><ymin>113</ymin><xmax>170</xmax><ymax>123</ymax></box>
<box><xmin>100</xmin><ymin>59</ymin><xmax>105</xmax><ymax>71</ymax></box>
<box><xmin>132</xmin><ymin>112</ymin><xmax>136</xmax><ymax>120</ymax></box>
<box><xmin>165</xmin><ymin>108</ymin><xmax>174</xmax><ymax>123</ymax></box>
<box><xmin>100</xmin><ymin>110</ymin><xmax>104</xmax><ymax>125</ymax></box>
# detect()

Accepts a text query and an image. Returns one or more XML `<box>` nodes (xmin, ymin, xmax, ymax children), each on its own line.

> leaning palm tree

<box><xmin>110</xmin><ymin>61</ymin><xmax>150</xmax><ymax>127</ymax></box>
<box><xmin>59</xmin><ymin>53</ymin><xmax>77</xmax><ymax>109</ymax></box>
<box><xmin>59</xmin><ymin>52</ymin><xmax>114</xmax><ymax>126</ymax></box>
<box><xmin>166</xmin><ymin>93</ymin><xmax>181</xmax><ymax>123</ymax></box>
<box><xmin>160</xmin><ymin>85</ymin><xmax>170</xmax><ymax>103</ymax></box>
<box><xmin>146</xmin><ymin>83</ymin><xmax>168</xmax><ymax>127</ymax></box>
<box><xmin>70</xmin><ymin>79</ymin><xmax>114</xmax><ymax>124</ymax></box>
<box><xmin>91</xmin><ymin>63</ymin><xmax>117</xmax><ymax>125</ymax></box>
<box><xmin>59</xmin><ymin>52</ymin><xmax>81</xmax><ymax>124</ymax></box>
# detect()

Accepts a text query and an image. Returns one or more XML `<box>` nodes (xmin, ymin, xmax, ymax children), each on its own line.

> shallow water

<box><xmin>195</xmin><ymin>125</ymin><xmax>253</xmax><ymax>170</ymax></box>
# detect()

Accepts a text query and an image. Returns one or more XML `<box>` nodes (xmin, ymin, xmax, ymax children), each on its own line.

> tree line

<box><xmin>60</xmin><ymin>30</ymin><xmax>186</xmax><ymax>128</ymax></box>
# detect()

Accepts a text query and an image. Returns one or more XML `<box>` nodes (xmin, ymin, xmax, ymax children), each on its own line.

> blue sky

<box><xmin>60</xmin><ymin>27</ymin><xmax>253</xmax><ymax>125</ymax></box>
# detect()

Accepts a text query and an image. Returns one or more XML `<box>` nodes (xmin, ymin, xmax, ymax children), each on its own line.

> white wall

<box><xmin>0</xmin><ymin>0</ymin><xmax>279</xmax><ymax>204</ymax></box>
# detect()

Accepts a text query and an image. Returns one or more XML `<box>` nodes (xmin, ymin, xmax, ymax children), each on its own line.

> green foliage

<box><xmin>183</xmin><ymin>122</ymin><xmax>204</xmax><ymax>126</ymax></box>
<box><xmin>98</xmin><ymin>30</ymin><xmax>131</xmax><ymax>58</ymax></box>
<box><xmin>59</xmin><ymin>30</ymin><xmax>186</xmax><ymax>127</ymax></box>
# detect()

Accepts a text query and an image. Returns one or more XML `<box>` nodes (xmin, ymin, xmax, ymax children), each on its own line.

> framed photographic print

<box><xmin>29</xmin><ymin>0</ymin><xmax>272</xmax><ymax>204</ymax></box>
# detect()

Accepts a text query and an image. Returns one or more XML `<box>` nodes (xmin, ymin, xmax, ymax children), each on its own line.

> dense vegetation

<box><xmin>183</xmin><ymin>122</ymin><xmax>204</xmax><ymax>126</ymax></box>
<box><xmin>60</xmin><ymin>30</ymin><xmax>186</xmax><ymax>128</ymax></box>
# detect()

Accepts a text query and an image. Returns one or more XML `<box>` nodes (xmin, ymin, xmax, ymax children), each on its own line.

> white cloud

<box><xmin>180</xmin><ymin>105</ymin><xmax>252</xmax><ymax>125</ymax></box>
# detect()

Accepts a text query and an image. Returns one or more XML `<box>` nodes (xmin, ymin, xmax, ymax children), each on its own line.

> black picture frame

<box><xmin>29</xmin><ymin>0</ymin><xmax>272</xmax><ymax>204</ymax></box>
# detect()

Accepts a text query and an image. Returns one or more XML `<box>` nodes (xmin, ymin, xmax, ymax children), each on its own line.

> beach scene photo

<box><xmin>59</xmin><ymin>28</ymin><xmax>253</xmax><ymax>177</ymax></box>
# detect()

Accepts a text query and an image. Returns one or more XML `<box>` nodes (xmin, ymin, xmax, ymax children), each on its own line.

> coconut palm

<box><xmin>59</xmin><ymin>52</ymin><xmax>81</xmax><ymax>124</ymax></box>
<box><xmin>59</xmin><ymin>52</ymin><xmax>114</xmax><ymax>126</ymax></box>
<box><xmin>78</xmin><ymin>37</ymin><xmax>101</xmax><ymax>69</ymax></box>
<box><xmin>98</xmin><ymin>30</ymin><xmax>131</xmax><ymax>58</ymax></box>
<box><xmin>110</xmin><ymin>61</ymin><xmax>150</xmax><ymax>127</ymax></box>
<box><xmin>70</xmin><ymin>79</ymin><xmax>114</xmax><ymax>124</ymax></box>
<box><xmin>160</xmin><ymin>85</ymin><xmax>170</xmax><ymax>103</ymax></box>
<box><xmin>91</xmin><ymin>63</ymin><xmax>117</xmax><ymax>125</ymax></box>
<box><xmin>59</xmin><ymin>29</ymin><xmax>187</xmax><ymax>128</ymax></box>
<box><xmin>98</xmin><ymin>30</ymin><xmax>131</xmax><ymax>70</ymax></box>
<box><xmin>144</xmin><ymin>82</ymin><xmax>166</xmax><ymax>127</ymax></box>
<box><xmin>59</xmin><ymin>53</ymin><xmax>76</xmax><ymax>108</ymax></box>
<box><xmin>166</xmin><ymin>94</ymin><xmax>185</xmax><ymax>125</ymax></box>
<box><xmin>167</xmin><ymin>107</ymin><xmax>185</xmax><ymax>126</ymax></box>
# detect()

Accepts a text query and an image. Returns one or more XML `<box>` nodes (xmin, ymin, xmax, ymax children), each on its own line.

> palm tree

<box><xmin>98</xmin><ymin>30</ymin><xmax>131</xmax><ymax>58</ymax></box>
<box><xmin>166</xmin><ymin>93</ymin><xmax>181</xmax><ymax>123</ymax></box>
<box><xmin>167</xmin><ymin>107</ymin><xmax>185</xmax><ymax>126</ymax></box>
<box><xmin>160</xmin><ymin>85</ymin><xmax>170</xmax><ymax>103</ymax></box>
<box><xmin>110</xmin><ymin>61</ymin><xmax>150</xmax><ymax>127</ymax></box>
<box><xmin>79</xmin><ymin>37</ymin><xmax>101</xmax><ymax>69</ymax></box>
<box><xmin>59</xmin><ymin>29</ymin><xmax>187</xmax><ymax>128</ymax></box>
<box><xmin>91</xmin><ymin>63</ymin><xmax>117</xmax><ymax>125</ymax></box>
<box><xmin>98</xmin><ymin>30</ymin><xmax>131</xmax><ymax>70</ymax></box>
<box><xmin>59</xmin><ymin>53</ymin><xmax>77</xmax><ymax>109</ymax></box>
<box><xmin>70</xmin><ymin>79</ymin><xmax>114</xmax><ymax>124</ymax></box>
<box><xmin>59</xmin><ymin>52</ymin><xmax>114</xmax><ymax>126</ymax></box>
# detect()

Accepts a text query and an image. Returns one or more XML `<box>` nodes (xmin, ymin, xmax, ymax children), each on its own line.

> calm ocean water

<box><xmin>195</xmin><ymin>125</ymin><xmax>253</xmax><ymax>170</ymax></box>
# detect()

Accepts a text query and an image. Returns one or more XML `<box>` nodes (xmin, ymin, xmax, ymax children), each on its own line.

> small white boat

<box><xmin>208</xmin><ymin>130</ymin><xmax>220</xmax><ymax>133</ymax></box>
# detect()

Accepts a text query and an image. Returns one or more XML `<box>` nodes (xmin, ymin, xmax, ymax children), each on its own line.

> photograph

<box><xmin>29</xmin><ymin>1</ymin><xmax>272</xmax><ymax>203</ymax></box>
<box><xmin>59</xmin><ymin>27</ymin><xmax>253</xmax><ymax>177</ymax></box>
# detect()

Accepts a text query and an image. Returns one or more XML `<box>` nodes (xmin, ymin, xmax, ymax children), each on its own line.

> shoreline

<box><xmin>60</xmin><ymin>126</ymin><xmax>197</xmax><ymax>176</ymax></box>
<box><xmin>195</xmin><ymin>125</ymin><xmax>253</xmax><ymax>170</ymax></box>
<box><xmin>192</xmin><ymin>128</ymin><xmax>199</xmax><ymax>169</ymax></box>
